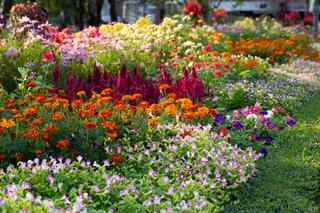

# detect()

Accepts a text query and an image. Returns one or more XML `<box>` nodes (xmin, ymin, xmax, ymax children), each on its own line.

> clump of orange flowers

<box><xmin>56</xmin><ymin>139</ymin><xmax>71</xmax><ymax>150</ymax></box>
<box><xmin>0</xmin><ymin>118</ymin><xmax>16</xmax><ymax>129</ymax></box>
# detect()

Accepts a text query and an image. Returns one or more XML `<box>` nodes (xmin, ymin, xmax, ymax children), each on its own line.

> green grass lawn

<box><xmin>224</xmin><ymin>93</ymin><xmax>320</xmax><ymax>212</ymax></box>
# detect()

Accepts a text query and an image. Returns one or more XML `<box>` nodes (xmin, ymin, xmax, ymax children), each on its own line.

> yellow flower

<box><xmin>114</xmin><ymin>23</ymin><xmax>125</xmax><ymax>31</ymax></box>
<box><xmin>100</xmin><ymin>24</ymin><xmax>114</xmax><ymax>33</ymax></box>
<box><xmin>162</xmin><ymin>17</ymin><xmax>175</xmax><ymax>26</ymax></box>
<box><xmin>136</xmin><ymin>16</ymin><xmax>151</xmax><ymax>28</ymax></box>
<box><xmin>0</xmin><ymin>118</ymin><xmax>16</xmax><ymax>129</ymax></box>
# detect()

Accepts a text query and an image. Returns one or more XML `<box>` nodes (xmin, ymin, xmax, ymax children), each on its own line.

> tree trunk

<box><xmin>87</xmin><ymin>0</ymin><xmax>104</xmax><ymax>26</ymax></box>
<box><xmin>155</xmin><ymin>0</ymin><xmax>165</xmax><ymax>24</ymax></box>
<box><xmin>108</xmin><ymin>0</ymin><xmax>117</xmax><ymax>22</ymax></box>
<box><xmin>73</xmin><ymin>0</ymin><xmax>86</xmax><ymax>30</ymax></box>
<box><xmin>2</xmin><ymin>0</ymin><xmax>12</xmax><ymax>26</ymax></box>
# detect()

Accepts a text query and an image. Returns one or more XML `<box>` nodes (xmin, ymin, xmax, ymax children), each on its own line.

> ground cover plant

<box><xmin>0</xmin><ymin>1</ymin><xmax>319</xmax><ymax>212</ymax></box>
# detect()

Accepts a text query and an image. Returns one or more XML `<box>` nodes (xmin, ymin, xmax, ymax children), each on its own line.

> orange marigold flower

<box><xmin>121</xmin><ymin>95</ymin><xmax>131</xmax><ymax>101</ymax></box>
<box><xmin>217</xmin><ymin>127</ymin><xmax>229</xmax><ymax>137</ymax></box>
<box><xmin>106</xmin><ymin>132</ymin><xmax>118</xmax><ymax>139</ymax></box>
<box><xmin>176</xmin><ymin>98</ymin><xmax>193</xmax><ymax>108</ymax></box>
<box><xmin>79</xmin><ymin>109</ymin><xmax>95</xmax><ymax>117</ymax></box>
<box><xmin>10</xmin><ymin>108</ymin><xmax>18</xmax><ymax>114</ymax></box>
<box><xmin>137</xmin><ymin>101</ymin><xmax>150</xmax><ymax>110</ymax></box>
<box><xmin>98</xmin><ymin>109</ymin><xmax>112</xmax><ymax>118</ymax></box>
<box><xmin>167</xmin><ymin>93</ymin><xmax>177</xmax><ymax>99</ymax></box>
<box><xmin>56</xmin><ymin>139</ymin><xmax>71</xmax><ymax>150</ymax></box>
<box><xmin>0</xmin><ymin>118</ymin><xmax>16</xmax><ymax>129</ymax></box>
<box><xmin>101</xmin><ymin>88</ymin><xmax>113</xmax><ymax>96</ymax></box>
<box><xmin>23</xmin><ymin>106</ymin><xmax>38</xmax><ymax>116</ymax></box>
<box><xmin>110</xmin><ymin>153</ymin><xmax>124</xmax><ymax>163</ymax></box>
<box><xmin>182</xmin><ymin>111</ymin><xmax>195</xmax><ymax>120</ymax></box>
<box><xmin>34</xmin><ymin>94</ymin><xmax>46</xmax><ymax>102</ymax></box>
<box><xmin>196</xmin><ymin>106</ymin><xmax>209</xmax><ymax>117</ymax></box>
<box><xmin>0</xmin><ymin>154</ymin><xmax>6</xmax><ymax>161</ymax></box>
<box><xmin>71</xmin><ymin>99</ymin><xmax>84</xmax><ymax>108</ymax></box>
<box><xmin>84</xmin><ymin>120</ymin><xmax>95</xmax><ymax>128</ymax></box>
<box><xmin>30</xmin><ymin>119</ymin><xmax>41</xmax><ymax>127</ymax></box>
<box><xmin>52</xmin><ymin>112</ymin><xmax>64</xmax><ymax>121</ymax></box>
<box><xmin>159</xmin><ymin>84</ymin><xmax>170</xmax><ymax>90</ymax></box>
<box><xmin>41</xmin><ymin>124</ymin><xmax>58</xmax><ymax>134</ymax></box>
<box><xmin>5</xmin><ymin>97</ymin><xmax>15</xmax><ymax>103</ymax></box>
<box><xmin>15</xmin><ymin>152</ymin><xmax>23</xmax><ymax>161</ymax></box>
<box><xmin>148</xmin><ymin>118</ymin><xmax>159</xmax><ymax>126</ymax></box>
<box><xmin>160</xmin><ymin>100</ymin><xmax>173</xmax><ymax>107</ymax></box>
<box><xmin>114</xmin><ymin>103</ymin><xmax>126</xmax><ymax>111</ymax></box>
<box><xmin>131</xmin><ymin>93</ymin><xmax>143</xmax><ymax>100</ymax></box>
<box><xmin>24</xmin><ymin>128</ymin><xmax>39</xmax><ymax>139</ymax></box>
<box><xmin>165</xmin><ymin>104</ymin><xmax>178</xmax><ymax>115</ymax></box>
<box><xmin>34</xmin><ymin>149</ymin><xmax>42</xmax><ymax>155</ymax></box>
<box><xmin>101</xmin><ymin>121</ymin><xmax>118</xmax><ymax>131</ymax></box>
<box><xmin>96</xmin><ymin>97</ymin><xmax>113</xmax><ymax>105</ymax></box>
<box><xmin>146</xmin><ymin>104</ymin><xmax>161</xmax><ymax>116</ymax></box>
<box><xmin>41</xmin><ymin>135</ymin><xmax>51</xmax><ymax>143</ymax></box>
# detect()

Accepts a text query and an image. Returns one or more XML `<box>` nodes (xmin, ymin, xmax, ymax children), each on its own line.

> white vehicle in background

<box><xmin>217</xmin><ymin>0</ymin><xmax>308</xmax><ymax>15</ymax></box>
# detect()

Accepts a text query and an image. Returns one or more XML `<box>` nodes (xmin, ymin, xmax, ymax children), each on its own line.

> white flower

<box><xmin>265</xmin><ymin>110</ymin><xmax>273</xmax><ymax>118</ymax></box>
<box><xmin>246</xmin><ymin>114</ymin><xmax>258</xmax><ymax>121</ymax></box>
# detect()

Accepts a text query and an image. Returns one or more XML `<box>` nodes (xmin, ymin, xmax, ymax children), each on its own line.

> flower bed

<box><xmin>0</xmin><ymin>3</ymin><xmax>319</xmax><ymax>211</ymax></box>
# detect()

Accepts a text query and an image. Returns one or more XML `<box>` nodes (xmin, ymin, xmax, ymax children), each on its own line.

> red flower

<box><xmin>214</xmin><ymin>70</ymin><xmax>224</xmax><ymax>76</ymax></box>
<box><xmin>42</xmin><ymin>51</ymin><xmax>54</xmax><ymax>62</ymax></box>
<box><xmin>56</xmin><ymin>139</ymin><xmax>71</xmax><ymax>150</ymax></box>
<box><xmin>183</xmin><ymin>1</ymin><xmax>202</xmax><ymax>16</ymax></box>
<box><xmin>202</xmin><ymin>45</ymin><xmax>212</xmax><ymax>53</ymax></box>
<box><xmin>111</xmin><ymin>153</ymin><xmax>124</xmax><ymax>164</ymax></box>
<box><xmin>222</xmin><ymin>64</ymin><xmax>230</xmax><ymax>70</ymax></box>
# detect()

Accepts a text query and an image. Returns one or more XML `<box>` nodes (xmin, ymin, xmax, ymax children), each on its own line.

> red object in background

<box><xmin>286</xmin><ymin>10</ymin><xmax>299</xmax><ymax>20</ymax></box>
<box><xmin>183</xmin><ymin>1</ymin><xmax>202</xmax><ymax>17</ymax></box>
<box><xmin>303</xmin><ymin>15</ymin><xmax>313</xmax><ymax>25</ymax></box>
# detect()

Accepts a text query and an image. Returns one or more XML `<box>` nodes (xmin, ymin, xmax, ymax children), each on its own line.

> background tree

<box><xmin>87</xmin><ymin>0</ymin><xmax>104</xmax><ymax>26</ymax></box>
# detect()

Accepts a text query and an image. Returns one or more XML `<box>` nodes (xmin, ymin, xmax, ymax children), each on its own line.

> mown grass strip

<box><xmin>224</xmin><ymin>93</ymin><xmax>320</xmax><ymax>212</ymax></box>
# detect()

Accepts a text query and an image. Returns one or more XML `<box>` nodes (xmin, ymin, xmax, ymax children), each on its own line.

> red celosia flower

<box><xmin>183</xmin><ymin>1</ymin><xmax>202</xmax><ymax>16</ymax></box>
<box><xmin>110</xmin><ymin>153</ymin><xmax>124</xmax><ymax>164</ymax></box>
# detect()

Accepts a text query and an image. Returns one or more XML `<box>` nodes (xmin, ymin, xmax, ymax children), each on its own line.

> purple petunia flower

<box><xmin>231</xmin><ymin>120</ymin><xmax>243</xmax><ymax>129</ymax></box>
<box><xmin>214</xmin><ymin>114</ymin><xmax>226</xmax><ymax>124</ymax></box>
<box><xmin>5</xmin><ymin>47</ymin><xmax>19</xmax><ymax>56</ymax></box>
<box><xmin>260</xmin><ymin>147</ymin><xmax>268</xmax><ymax>156</ymax></box>
<box><xmin>285</xmin><ymin>119</ymin><xmax>296</xmax><ymax>127</ymax></box>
